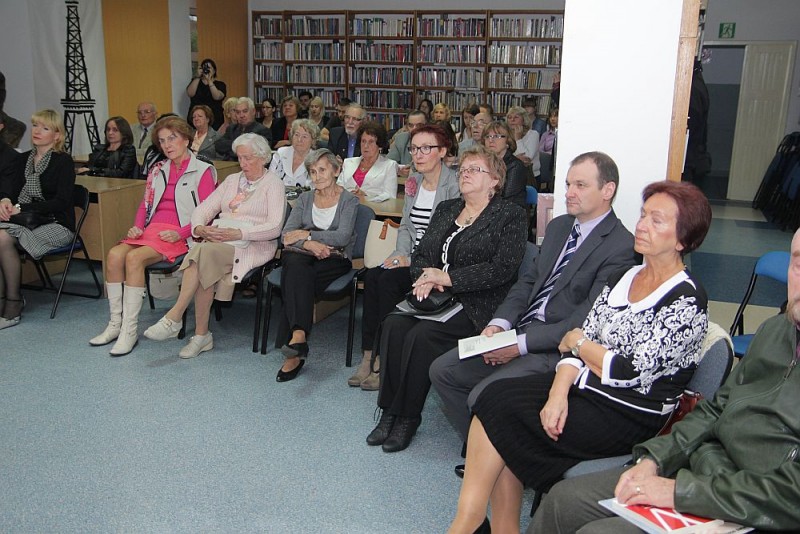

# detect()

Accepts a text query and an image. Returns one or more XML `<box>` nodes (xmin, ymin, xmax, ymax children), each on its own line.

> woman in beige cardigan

<box><xmin>143</xmin><ymin>133</ymin><xmax>285</xmax><ymax>359</ymax></box>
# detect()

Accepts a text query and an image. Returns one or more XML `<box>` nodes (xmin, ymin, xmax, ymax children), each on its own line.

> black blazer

<box><xmin>0</xmin><ymin>151</ymin><xmax>76</xmax><ymax>231</ymax></box>
<box><xmin>214</xmin><ymin>121</ymin><xmax>272</xmax><ymax>160</ymax></box>
<box><xmin>327</xmin><ymin>126</ymin><xmax>361</xmax><ymax>161</ymax></box>
<box><xmin>411</xmin><ymin>196</ymin><xmax>527</xmax><ymax>330</ymax></box>
<box><xmin>0</xmin><ymin>140</ymin><xmax>20</xmax><ymax>186</ymax></box>
<box><xmin>85</xmin><ymin>143</ymin><xmax>137</xmax><ymax>177</ymax></box>
<box><xmin>502</xmin><ymin>150</ymin><xmax>528</xmax><ymax>209</ymax></box>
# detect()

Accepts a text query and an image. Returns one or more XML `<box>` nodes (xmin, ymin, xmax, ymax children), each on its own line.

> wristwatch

<box><xmin>306</xmin><ymin>233</ymin><xmax>312</xmax><ymax>241</ymax></box>
<box><xmin>14</xmin><ymin>203</ymin><xmax>21</xmax><ymax>212</ymax></box>
<box><xmin>571</xmin><ymin>336</ymin><xmax>587</xmax><ymax>357</ymax></box>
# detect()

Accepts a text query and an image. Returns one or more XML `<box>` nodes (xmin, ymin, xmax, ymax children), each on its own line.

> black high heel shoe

<box><xmin>276</xmin><ymin>356</ymin><xmax>306</xmax><ymax>382</ymax></box>
<box><xmin>381</xmin><ymin>416</ymin><xmax>421</xmax><ymax>453</ymax></box>
<box><xmin>280</xmin><ymin>342</ymin><xmax>309</xmax><ymax>358</ymax></box>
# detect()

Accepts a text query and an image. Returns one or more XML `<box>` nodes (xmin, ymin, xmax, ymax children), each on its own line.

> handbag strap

<box><xmin>379</xmin><ymin>218</ymin><xmax>400</xmax><ymax>240</ymax></box>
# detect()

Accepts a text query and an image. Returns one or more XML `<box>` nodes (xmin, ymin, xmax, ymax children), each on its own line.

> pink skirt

<box><xmin>120</xmin><ymin>222</ymin><xmax>189</xmax><ymax>262</ymax></box>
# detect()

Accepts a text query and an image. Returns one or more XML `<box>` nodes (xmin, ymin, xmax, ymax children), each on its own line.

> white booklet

<box><xmin>458</xmin><ymin>330</ymin><xmax>518</xmax><ymax>360</ymax></box>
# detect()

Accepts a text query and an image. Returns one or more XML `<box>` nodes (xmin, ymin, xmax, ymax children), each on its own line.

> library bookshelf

<box><xmin>251</xmin><ymin>10</ymin><xmax>563</xmax><ymax>130</ymax></box>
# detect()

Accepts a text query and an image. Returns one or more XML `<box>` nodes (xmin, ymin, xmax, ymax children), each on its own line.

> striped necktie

<box><xmin>139</xmin><ymin>127</ymin><xmax>148</xmax><ymax>149</ymax></box>
<box><xmin>518</xmin><ymin>223</ymin><xmax>581</xmax><ymax>327</ymax></box>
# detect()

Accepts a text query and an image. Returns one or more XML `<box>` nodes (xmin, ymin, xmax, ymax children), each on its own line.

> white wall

<box><xmin>554</xmin><ymin>0</ymin><xmax>683</xmax><ymax>232</ymax></box>
<box><xmin>706</xmin><ymin>0</ymin><xmax>800</xmax><ymax>134</ymax></box>
<box><xmin>169</xmin><ymin>0</ymin><xmax>192</xmax><ymax>117</ymax></box>
<box><xmin>0</xmin><ymin>0</ymin><xmax>108</xmax><ymax>155</ymax></box>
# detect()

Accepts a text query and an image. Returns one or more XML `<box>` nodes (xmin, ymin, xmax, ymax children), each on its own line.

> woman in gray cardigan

<box><xmin>349</xmin><ymin>124</ymin><xmax>461</xmax><ymax>391</ymax></box>
<box><xmin>276</xmin><ymin>149</ymin><xmax>359</xmax><ymax>383</ymax></box>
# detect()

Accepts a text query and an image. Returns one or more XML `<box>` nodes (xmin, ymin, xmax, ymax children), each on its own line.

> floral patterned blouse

<box><xmin>558</xmin><ymin>264</ymin><xmax>709</xmax><ymax>416</ymax></box>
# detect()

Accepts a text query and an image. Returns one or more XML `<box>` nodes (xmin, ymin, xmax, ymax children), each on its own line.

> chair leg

<box><xmin>530</xmin><ymin>490</ymin><xmax>544</xmax><ymax>517</ymax></box>
<box><xmin>260</xmin><ymin>283</ymin><xmax>274</xmax><ymax>355</ymax></box>
<box><xmin>145</xmin><ymin>268</ymin><xmax>156</xmax><ymax>310</ymax></box>
<box><xmin>178</xmin><ymin>307</ymin><xmax>187</xmax><ymax>340</ymax></box>
<box><xmin>81</xmin><ymin>244</ymin><xmax>103</xmax><ymax>298</ymax></box>
<box><xmin>214</xmin><ymin>300</ymin><xmax>223</xmax><ymax>322</ymax></box>
<box><xmin>346</xmin><ymin>281</ymin><xmax>357</xmax><ymax>367</ymax></box>
<box><xmin>50</xmin><ymin>249</ymin><xmax>77</xmax><ymax>319</ymax></box>
<box><xmin>252</xmin><ymin>271</ymin><xmax>264</xmax><ymax>353</ymax></box>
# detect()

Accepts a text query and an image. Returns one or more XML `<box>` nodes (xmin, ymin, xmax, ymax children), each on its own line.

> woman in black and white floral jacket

<box><xmin>448</xmin><ymin>180</ymin><xmax>713</xmax><ymax>534</ymax></box>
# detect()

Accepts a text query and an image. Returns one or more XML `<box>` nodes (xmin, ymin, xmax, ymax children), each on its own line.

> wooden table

<box><xmin>75</xmin><ymin>176</ymin><xmax>146</xmax><ymax>279</ymax></box>
<box><xmin>361</xmin><ymin>196</ymin><xmax>404</xmax><ymax>219</ymax></box>
<box><xmin>213</xmin><ymin>160</ymin><xmax>241</xmax><ymax>182</ymax></box>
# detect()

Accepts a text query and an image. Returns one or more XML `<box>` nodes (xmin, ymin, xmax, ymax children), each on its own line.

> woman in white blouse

<box><xmin>268</xmin><ymin>118</ymin><xmax>319</xmax><ymax>188</ymax></box>
<box><xmin>506</xmin><ymin>105</ymin><xmax>541</xmax><ymax>181</ymax></box>
<box><xmin>339</xmin><ymin>121</ymin><xmax>398</xmax><ymax>203</ymax></box>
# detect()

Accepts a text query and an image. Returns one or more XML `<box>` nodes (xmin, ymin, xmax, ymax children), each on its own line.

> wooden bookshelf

<box><xmin>250</xmin><ymin>9</ymin><xmax>563</xmax><ymax>124</ymax></box>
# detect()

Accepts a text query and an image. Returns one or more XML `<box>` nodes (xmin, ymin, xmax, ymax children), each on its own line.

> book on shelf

<box><xmin>490</xmin><ymin>16</ymin><xmax>564</xmax><ymax>39</ymax></box>
<box><xmin>598</xmin><ymin>499</ymin><xmax>753</xmax><ymax>534</ymax></box>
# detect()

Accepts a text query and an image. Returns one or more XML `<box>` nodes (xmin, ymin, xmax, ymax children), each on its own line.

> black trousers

<box><xmin>360</xmin><ymin>266</ymin><xmax>412</xmax><ymax>351</ymax></box>
<box><xmin>377</xmin><ymin>310</ymin><xmax>476</xmax><ymax>418</ymax></box>
<box><xmin>277</xmin><ymin>250</ymin><xmax>351</xmax><ymax>344</ymax></box>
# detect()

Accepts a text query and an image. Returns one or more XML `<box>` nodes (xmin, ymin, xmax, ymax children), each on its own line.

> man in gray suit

<box><xmin>387</xmin><ymin>110</ymin><xmax>427</xmax><ymax>177</ymax></box>
<box><xmin>430</xmin><ymin>151</ymin><xmax>637</xmax><ymax>450</ymax></box>
<box><xmin>214</xmin><ymin>97</ymin><xmax>272</xmax><ymax>160</ymax></box>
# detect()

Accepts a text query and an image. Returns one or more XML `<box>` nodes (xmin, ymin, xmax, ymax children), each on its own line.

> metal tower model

<box><xmin>61</xmin><ymin>0</ymin><xmax>100</xmax><ymax>153</ymax></box>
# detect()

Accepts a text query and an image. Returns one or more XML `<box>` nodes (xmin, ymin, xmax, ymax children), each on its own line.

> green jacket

<box><xmin>633</xmin><ymin>315</ymin><xmax>800</xmax><ymax>531</ymax></box>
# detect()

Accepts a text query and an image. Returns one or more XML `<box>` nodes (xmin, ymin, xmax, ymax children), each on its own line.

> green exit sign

<box><xmin>719</xmin><ymin>22</ymin><xmax>736</xmax><ymax>39</ymax></box>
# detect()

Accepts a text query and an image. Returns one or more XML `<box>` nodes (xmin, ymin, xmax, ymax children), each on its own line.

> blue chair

<box><xmin>729</xmin><ymin>251</ymin><xmax>790</xmax><ymax>358</ymax></box>
<box><xmin>260</xmin><ymin>204</ymin><xmax>375</xmax><ymax>365</ymax></box>
<box><xmin>530</xmin><ymin>324</ymin><xmax>734</xmax><ymax>515</ymax></box>
<box><xmin>525</xmin><ymin>185</ymin><xmax>538</xmax><ymax>207</ymax></box>
<box><xmin>21</xmin><ymin>184</ymin><xmax>103</xmax><ymax>318</ymax></box>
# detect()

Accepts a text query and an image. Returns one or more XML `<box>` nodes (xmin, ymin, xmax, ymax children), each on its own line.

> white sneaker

<box><xmin>143</xmin><ymin>316</ymin><xmax>182</xmax><ymax>341</ymax></box>
<box><xmin>179</xmin><ymin>333</ymin><xmax>214</xmax><ymax>359</ymax></box>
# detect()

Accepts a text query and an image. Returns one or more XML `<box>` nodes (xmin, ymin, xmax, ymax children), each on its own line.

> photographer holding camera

<box><xmin>186</xmin><ymin>58</ymin><xmax>226</xmax><ymax>131</ymax></box>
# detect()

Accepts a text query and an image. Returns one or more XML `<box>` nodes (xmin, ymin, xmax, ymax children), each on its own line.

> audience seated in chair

<box><xmin>269</xmin><ymin>118</ymin><xmax>319</xmax><ymax>188</ymax></box>
<box><xmin>339</xmin><ymin>121</ymin><xmax>398</xmax><ymax>203</ymax></box>
<box><xmin>215</xmin><ymin>97</ymin><xmax>272</xmax><ymax>160</ymax></box>
<box><xmin>78</xmin><ymin>116</ymin><xmax>137</xmax><ymax>178</ymax></box>
<box><xmin>143</xmin><ymin>133</ymin><xmax>284</xmax><ymax>359</ymax></box>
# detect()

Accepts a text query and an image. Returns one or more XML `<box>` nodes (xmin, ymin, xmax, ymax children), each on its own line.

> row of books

<box><xmin>253</xmin><ymin>17</ymin><xmax>282</xmax><ymax>38</ymax></box>
<box><xmin>285</xmin><ymin>17</ymin><xmax>343</xmax><ymax>37</ymax></box>
<box><xmin>486</xmin><ymin>93</ymin><xmax>552</xmax><ymax>114</ymax></box>
<box><xmin>418</xmin><ymin>17</ymin><xmax>486</xmax><ymax>38</ymax></box>
<box><xmin>288</xmin><ymin>65</ymin><xmax>346</xmax><ymax>84</ymax></box>
<box><xmin>490</xmin><ymin>16</ymin><xmax>564</xmax><ymax>39</ymax></box>
<box><xmin>350</xmin><ymin>17</ymin><xmax>414</xmax><ymax>37</ymax></box>
<box><xmin>350</xmin><ymin>66</ymin><xmax>415</xmax><ymax>86</ymax></box>
<box><xmin>285</xmin><ymin>42</ymin><xmax>346</xmax><ymax>62</ymax></box>
<box><xmin>254</xmin><ymin>64</ymin><xmax>286</xmax><ymax>84</ymax></box>
<box><xmin>371</xmin><ymin>112</ymin><xmax>408</xmax><ymax>130</ymax></box>
<box><xmin>418</xmin><ymin>68</ymin><xmax>484</xmax><ymax>89</ymax></box>
<box><xmin>488</xmin><ymin>68</ymin><xmax>557</xmax><ymax>90</ymax></box>
<box><xmin>351</xmin><ymin>89</ymin><xmax>414</xmax><ymax>110</ymax></box>
<box><xmin>417</xmin><ymin>44</ymin><xmax>486</xmax><ymax>64</ymax></box>
<box><xmin>253</xmin><ymin>42</ymin><xmax>282</xmax><ymax>61</ymax></box>
<box><xmin>488</xmin><ymin>44</ymin><xmax>561</xmax><ymax>66</ymax></box>
<box><xmin>349</xmin><ymin>42</ymin><xmax>413</xmax><ymax>62</ymax></box>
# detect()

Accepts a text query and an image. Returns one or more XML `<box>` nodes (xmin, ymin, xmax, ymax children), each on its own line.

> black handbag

<box><xmin>9</xmin><ymin>211</ymin><xmax>56</xmax><ymax>230</ymax></box>
<box><xmin>404</xmin><ymin>288</ymin><xmax>456</xmax><ymax>315</ymax></box>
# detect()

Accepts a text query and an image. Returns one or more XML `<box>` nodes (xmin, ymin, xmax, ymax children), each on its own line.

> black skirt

<box><xmin>472</xmin><ymin>372</ymin><xmax>669</xmax><ymax>491</ymax></box>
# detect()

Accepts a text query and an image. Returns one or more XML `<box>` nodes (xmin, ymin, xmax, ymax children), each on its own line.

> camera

<box><xmin>202</xmin><ymin>64</ymin><xmax>211</xmax><ymax>75</ymax></box>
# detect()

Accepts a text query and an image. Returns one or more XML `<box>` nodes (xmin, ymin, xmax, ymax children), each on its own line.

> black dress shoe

<box><xmin>276</xmin><ymin>358</ymin><xmax>305</xmax><ymax>382</ymax></box>
<box><xmin>280</xmin><ymin>342</ymin><xmax>309</xmax><ymax>358</ymax></box>
<box><xmin>382</xmin><ymin>416</ymin><xmax>421</xmax><ymax>453</ymax></box>
<box><xmin>366</xmin><ymin>412</ymin><xmax>396</xmax><ymax>446</ymax></box>
<box><xmin>455</xmin><ymin>464</ymin><xmax>465</xmax><ymax>479</ymax></box>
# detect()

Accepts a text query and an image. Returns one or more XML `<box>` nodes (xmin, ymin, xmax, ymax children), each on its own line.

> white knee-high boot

<box><xmin>109</xmin><ymin>285</ymin><xmax>146</xmax><ymax>356</ymax></box>
<box><xmin>90</xmin><ymin>282</ymin><xmax>123</xmax><ymax>346</ymax></box>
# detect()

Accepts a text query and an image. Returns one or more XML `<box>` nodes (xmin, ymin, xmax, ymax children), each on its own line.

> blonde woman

<box><xmin>0</xmin><ymin>110</ymin><xmax>74</xmax><ymax>329</ymax></box>
<box><xmin>217</xmin><ymin>97</ymin><xmax>238</xmax><ymax>137</ymax></box>
<box><xmin>506</xmin><ymin>105</ymin><xmax>541</xmax><ymax>180</ymax></box>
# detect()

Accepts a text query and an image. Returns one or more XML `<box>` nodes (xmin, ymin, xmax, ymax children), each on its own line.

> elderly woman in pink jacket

<box><xmin>143</xmin><ymin>133</ymin><xmax>285</xmax><ymax>359</ymax></box>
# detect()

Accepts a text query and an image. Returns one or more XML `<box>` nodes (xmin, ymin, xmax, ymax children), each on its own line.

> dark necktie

<box><xmin>139</xmin><ymin>127</ymin><xmax>148</xmax><ymax>149</ymax></box>
<box><xmin>518</xmin><ymin>223</ymin><xmax>581</xmax><ymax>327</ymax></box>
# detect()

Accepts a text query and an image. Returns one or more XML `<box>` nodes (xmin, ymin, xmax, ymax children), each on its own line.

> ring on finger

<box><xmin>635</xmin><ymin>485</ymin><xmax>642</xmax><ymax>495</ymax></box>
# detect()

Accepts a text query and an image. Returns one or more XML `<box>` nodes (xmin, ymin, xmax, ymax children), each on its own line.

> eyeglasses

<box><xmin>458</xmin><ymin>166</ymin><xmax>491</xmax><ymax>178</ymax></box>
<box><xmin>292</xmin><ymin>132</ymin><xmax>311</xmax><ymax>140</ymax></box>
<box><xmin>484</xmin><ymin>134</ymin><xmax>507</xmax><ymax>140</ymax></box>
<box><xmin>408</xmin><ymin>145</ymin><xmax>441</xmax><ymax>155</ymax></box>
<box><xmin>344</xmin><ymin>115</ymin><xmax>364</xmax><ymax>122</ymax></box>
<box><xmin>158</xmin><ymin>133</ymin><xmax>180</xmax><ymax>146</ymax></box>
<box><xmin>137</xmin><ymin>110</ymin><xmax>154</xmax><ymax>116</ymax></box>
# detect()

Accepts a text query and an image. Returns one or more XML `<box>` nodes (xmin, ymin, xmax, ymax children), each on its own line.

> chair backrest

<box><xmin>687</xmin><ymin>334</ymin><xmax>734</xmax><ymax>400</ymax></box>
<box><xmin>729</xmin><ymin>250</ymin><xmax>789</xmax><ymax>337</ymax></box>
<box><xmin>519</xmin><ymin>241</ymin><xmax>539</xmax><ymax>278</ymax></box>
<box><xmin>525</xmin><ymin>185</ymin><xmax>538</xmax><ymax>207</ymax></box>
<box><xmin>351</xmin><ymin>204</ymin><xmax>375</xmax><ymax>260</ymax></box>
<box><xmin>72</xmin><ymin>184</ymin><xmax>91</xmax><ymax>235</ymax></box>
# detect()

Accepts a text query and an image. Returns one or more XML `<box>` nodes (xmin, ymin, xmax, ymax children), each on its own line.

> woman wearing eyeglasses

<box><xmin>481</xmin><ymin>121</ymin><xmax>528</xmax><ymax>209</ymax></box>
<box><xmin>338</xmin><ymin>121</ymin><xmax>398</xmax><ymax>203</ymax></box>
<box><xmin>268</xmin><ymin>119</ymin><xmax>319</xmax><ymax>188</ymax></box>
<box><xmin>366</xmin><ymin>145</ymin><xmax>527</xmax><ymax>453</ymax></box>
<box><xmin>350</xmin><ymin>124</ymin><xmax>461</xmax><ymax>390</ymax></box>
